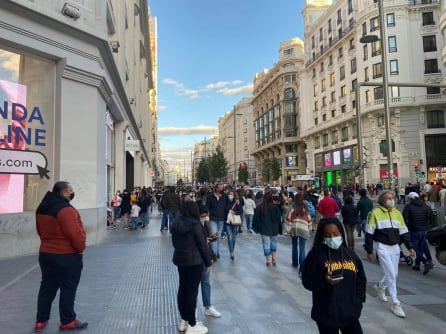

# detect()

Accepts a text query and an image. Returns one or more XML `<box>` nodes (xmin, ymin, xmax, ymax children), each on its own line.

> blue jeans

<box><xmin>245</xmin><ymin>214</ymin><xmax>254</xmax><ymax>230</ymax></box>
<box><xmin>131</xmin><ymin>217</ymin><xmax>139</xmax><ymax>230</ymax></box>
<box><xmin>225</xmin><ymin>224</ymin><xmax>238</xmax><ymax>253</ymax></box>
<box><xmin>411</xmin><ymin>231</ymin><xmax>432</xmax><ymax>265</ymax></box>
<box><xmin>200</xmin><ymin>265</ymin><xmax>211</xmax><ymax>307</ymax></box>
<box><xmin>357</xmin><ymin>219</ymin><xmax>366</xmax><ymax>236</ymax></box>
<box><xmin>291</xmin><ymin>236</ymin><xmax>306</xmax><ymax>267</ymax></box>
<box><xmin>140</xmin><ymin>212</ymin><xmax>149</xmax><ymax>226</ymax></box>
<box><xmin>168</xmin><ymin>210</ymin><xmax>179</xmax><ymax>229</ymax></box>
<box><xmin>112</xmin><ymin>207</ymin><xmax>121</xmax><ymax>221</ymax></box>
<box><xmin>210</xmin><ymin>220</ymin><xmax>225</xmax><ymax>255</ymax></box>
<box><xmin>261</xmin><ymin>235</ymin><xmax>278</xmax><ymax>256</ymax></box>
<box><xmin>161</xmin><ymin>209</ymin><xmax>169</xmax><ymax>230</ymax></box>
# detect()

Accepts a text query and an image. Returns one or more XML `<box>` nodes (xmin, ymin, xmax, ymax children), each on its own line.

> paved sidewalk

<box><xmin>0</xmin><ymin>211</ymin><xmax>445</xmax><ymax>334</ymax></box>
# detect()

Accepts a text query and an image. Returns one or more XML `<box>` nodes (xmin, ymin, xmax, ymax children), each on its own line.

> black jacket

<box><xmin>302</xmin><ymin>245</ymin><xmax>366</xmax><ymax>327</ymax></box>
<box><xmin>171</xmin><ymin>216</ymin><xmax>212</xmax><ymax>268</ymax></box>
<box><xmin>206</xmin><ymin>192</ymin><xmax>228</xmax><ymax>221</ymax></box>
<box><xmin>341</xmin><ymin>203</ymin><xmax>357</xmax><ymax>226</ymax></box>
<box><xmin>252</xmin><ymin>205</ymin><xmax>283</xmax><ymax>236</ymax></box>
<box><xmin>402</xmin><ymin>198</ymin><xmax>432</xmax><ymax>232</ymax></box>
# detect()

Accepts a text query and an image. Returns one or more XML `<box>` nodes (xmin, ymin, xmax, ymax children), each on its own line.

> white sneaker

<box><xmin>205</xmin><ymin>306</ymin><xmax>222</xmax><ymax>318</ymax></box>
<box><xmin>178</xmin><ymin>319</ymin><xmax>188</xmax><ymax>332</ymax></box>
<box><xmin>391</xmin><ymin>303</ymin><xmax>406</xmax><ymax>318</ymax></box>
<box><xmin>185</xmin><ymin>321</ymin><xmax>208</xmax><ymax>334</ymax></box>
<box><xmin>373</xmin><ymin>284</ymin><xmax>388</xmax><ymax>302</ymax></box>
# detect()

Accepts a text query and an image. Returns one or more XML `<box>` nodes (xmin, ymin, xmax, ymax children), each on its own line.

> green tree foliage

<box><xmin>238</xmin><ymin>164</ymin><xmax>248</xmax><ymax>185</ymax></box>
<box><xmin>270</xmin><ymin>157</ymin><xmax>281</xmax><ymax>183</ymax></box>
<box><xmin>208</xmin><ymin>145</ymin><xmax>228</xmax><ymax>183</ymax></box>
<box><xmin>263</xmin><ymin>158</ymin><xmax>271</xmax><ymax>184</ymax></box>
<box><xmin>196</xmin><ymin>158</ymin><xmax>210</xmax><ymax>184</ymax></box>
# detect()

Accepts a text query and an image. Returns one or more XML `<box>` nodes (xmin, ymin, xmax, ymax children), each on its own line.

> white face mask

<box><xmin>385</xmin><ymin>199</ymin><xmax>395</xmax><ymax>208</ymax></box>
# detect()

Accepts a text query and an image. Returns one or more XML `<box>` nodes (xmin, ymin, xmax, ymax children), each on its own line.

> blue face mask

<box><xmin>228</xmin><ymin>195</ymin><xmax>234</xmax><ymax>201</ymax></box>
<box><xmin>324</xmin><ymin>236</ymin><xmax>343</xmax><ymax>250</ymax></box>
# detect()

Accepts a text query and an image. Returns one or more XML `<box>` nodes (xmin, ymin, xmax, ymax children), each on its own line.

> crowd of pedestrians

<box><xmin>33</xmin><ymin>179</ymin><xmax>445</xmax><ymax>333</ymax></box>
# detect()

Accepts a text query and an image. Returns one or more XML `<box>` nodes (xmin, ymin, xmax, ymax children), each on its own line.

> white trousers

<box><xmin>376</xmin><ymin>242</ymin><xmax>400</xmax><ymax>304</ymax></box>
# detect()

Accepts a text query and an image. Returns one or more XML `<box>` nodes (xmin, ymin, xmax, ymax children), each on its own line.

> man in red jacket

<box><xmin>317</xmin><ymin>189</ymin><xmax>340</xmax><ymax>218</ymax></box>
<box><xmin>34</xmin><ymin>181</ymin><xmax>88</xmax><ymax>332</ymax></box>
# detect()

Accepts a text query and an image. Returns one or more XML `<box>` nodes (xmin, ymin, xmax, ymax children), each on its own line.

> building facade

<box><xmin>218</xmin><ymin>98</ymin><xmax>255</xmax><ymax>186</ymax></box>
<box><xmin>251</xmin><ymin>38</ymin><xmax>307</xmax><ymax>187</ymax></box>
<box><xmin>193</xmin><ymin>135</ymin><xmax>219</xmax><ymax>186</ymax></box>
<box><xmin>301</xmin><ymin>0</ymin><xmax>446</xmax><ymax>189</ymax></box>
<box><xmin>0</xmin><ymin>0</ymin><xmax>156</xmax><ymax>258</ymax></box>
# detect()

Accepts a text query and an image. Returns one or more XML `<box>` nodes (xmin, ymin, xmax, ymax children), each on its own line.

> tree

<box><xmin>196</xmin><ymin>158</ymin><xmax>210</xmax><ymax>184</ymax></box>
<box><xmin>208</xmin><ymin>145</ymin><xmax>228</xmax><ymax>183</ymax></box>
<box><xmin>270</xmin><ymin>157</ymin><xmax>282</xmax><ymax>184</ymax></box>
<box><xmin>238</xmin><ymin>163</ymin><xmax>248</xmax><ymax>185</ymax></box>
<box><xmin>262</xmin><ymin>158</ymin><xmax>271</xmax><ymax>184</ymax></box>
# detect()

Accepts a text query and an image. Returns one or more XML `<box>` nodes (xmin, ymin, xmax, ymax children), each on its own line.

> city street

<box><xmin>0</xmin><ymin>209</ymin><xmax>445</xmax><ymax>334</ymax></box>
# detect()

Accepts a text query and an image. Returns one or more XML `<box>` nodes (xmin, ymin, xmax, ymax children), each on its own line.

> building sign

<box><xmin>125</xmin><ymin>140</ymin><xmax>140</xmax><ymax>151</ymax></box>
<box><xmin>324</xmin><ymin>152</ymin><xmax>332</xmax><ymax>167</ymax></box>
<box><xmin>429</xmin><ymin>166</ymin><xmax>446</xmax><ymax>173</ymax></box>
<box><xmin>333</xmin><ymin>150</ymin><xmax>341</xmax><ymax>165</ymax></box>
<box><xmin>295</xmin><ymin>174</ymin><xmax>315</xmax><ymax>181</ymax></box>
<box><xmin>343</xmin><ymin>148</ymin><xmax>351</xmax><ymax>164</ymax></box>
<box><xmin>315</xmin><ymin>154</ymin><xmax>323</xmax><ymax>168</ymax></box>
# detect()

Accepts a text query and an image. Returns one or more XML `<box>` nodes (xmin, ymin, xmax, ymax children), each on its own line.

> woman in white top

<box><xmin>244</xmin><ymin>192</ymin><xmax>256</xmax><ymax>233</ymax></box>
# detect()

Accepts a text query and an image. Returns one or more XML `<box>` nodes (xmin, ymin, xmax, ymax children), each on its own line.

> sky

<box><xmin>150</xmin><ymin>0</ymin><xmax>306</xmax><ymax>172</ymax></box>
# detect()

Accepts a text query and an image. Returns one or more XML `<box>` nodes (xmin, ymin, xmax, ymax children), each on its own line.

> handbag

<box><xmin>227</xmin><ymin>204</ymin><xmax>242</xmax><ymax>225</ymax></box>
<box><xmin>285</xmin><ymin>210</ymin><xmax>311</xmax><ymax>239</ymax></box>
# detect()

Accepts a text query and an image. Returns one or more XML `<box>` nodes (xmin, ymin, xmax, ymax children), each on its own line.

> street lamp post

<box><xmin>359</xmin><ymin>0</ymin><xmax>394</xmax><ymax>189</ymax></box>
<box><xmin>232</xmin><ymin>107</ymin><xmax>244</xmax><ymax>187</ymax></box>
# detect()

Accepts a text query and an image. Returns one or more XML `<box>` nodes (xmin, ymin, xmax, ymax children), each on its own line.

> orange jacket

<box><xmin>36</xmin><ymin>192</ymin><xmax>86</xmax><ymax>254</ymax></box>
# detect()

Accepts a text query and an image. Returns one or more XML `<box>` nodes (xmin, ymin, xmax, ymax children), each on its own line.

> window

<box><xmin>331</xmin><ymin>91</ymin><xmax>336</xmax><ymax>102</ymax></box>
<box><xmin>364</xmin><ymin>67</ymin><xmax>370</xmax><ymax>81</ymax></box>
<box><xmin>331</xmin><ymin>110</ymin><xmax>336</xmax><ymax>118</ymax></box>
<box><xmin>341</xmin><ymin>105</ymin><xmax>346</xmax><ymax>114</ymax></box>
<box><xmin>332</xmin><ymin>130</ymin><xmax>338</xmax><ymax>144</ymax></box>
<box><xmin>337</xmin><ymin>9</ymin><xmax>342</xmax><ymax>24</ymax></box>
<box><xmin>314</xmin><ymin>101</ymin><xmax>319</xmax><ymax>111</ymax></box>
<box><xmin>323</xmin><ymin>133</ymin><xmax>329</xmax><ymax>146</ymax></box>
<box><xmin>370</xmin><ymin>17</ymin><xmax>379</xmax><ymax>31</ymax></box>
<box><xmin>338</xmin><ymin>47</ymin><xmax>343</xmax><ymax>59</ymax></box>
<box><xmin>329</xmin><ymin>55</ymin><xmax>333</xmax><ymax>65</ymax></box>
<box><xmin>390</xmin><ymin>60</ymin><xmax>398</xmax><ymax>75</ymax></box>
<box><xmin>338</xmin><ymin>28</ymin><xmax>343</xmax><ymax>40</ymax></box>
<box><xmin>352</xmin><ymin>79</ymin><xmax>357</xmax><ymax>92</ymax></box>
<box><xmin>377</xmin><ymin>116</ymin><xmax>385</xmax><ymax>127</ymax></box>
<box><xmin>285</xmin><ymin>74</ymin><xmax>296</xmax><ymax>83</ymax></box>
<box><xmin>425</xmin><ymin>59</ymin><xmax>439</xmax><ymax>74</ymax></box>
<box><xmin>328</xmin><ymin>19</ymin><xmax>332</xmax><ymax>33</ymax></box>
<box><xmin>349</xmin><ymin>38</ymin><xmax>355</xmax><ymax>50</ymax></box>
<box><xmin>320</xmin><ymin>62</ymin><xmax>325</xmax><ymax>72</ymax></box>
<box><xmin>322</xmin><ymin>96</ymin><xmax>327</xmax><ymax>107</ymax></box>
<box><xmin>423</xmin><ymin>35</ymin><xmax>437</xmax><ymax>52</ymax></box>
<box><xmin>374</xmin><ymin>87</ymin><xmax>383</xmax><ymax>100</ymax></box>
<box><xmin>313</xmin><ymin>84</ymin><xmax>318</xmax><ymax>97</ymax></box>
<box><xmin>323</xmin><ymin>114</ymin><xmax>327</xmax><ymax>121</ymax></box>
<box><xmin>391</xmin><ymin>86</ymin><xmax>400</xmax><ymax>98</ymax></box>
<box><xmin>321</xmin><ymin>79</ymin><xmax>326</xmax><ymax>92</ymax></box>
<box><xmin>388</xmin><ymin>36</ymin><xmax>397</xmax><ymax>52</ymax></box>
<box><xmin>315</xmin><ymin>136</ymin><xmax>320</xmax><ymax>148</ymax></box>
<box><xmin>373</xmin><ymin>62</ymin><xmax>382</xmax><ymax>79</ymax></box>
<box><xmin>365</xmin><ymin>90</ymin><xmax>371</xmax><ymax>103</ymax></box>
<box><xmin>363</xmin><ymin>44</ymin><xmax>368</xmax><ymax>60</ymax></box>
<box><xmin>285</xmin><ymin>87</ymin><xmax>295</xmax><ymax>100</ymax></box>
<box><xmin>315</xmin><ymin>118</ymin><xmax>319</xmax><ymax>125</ymax></box>
<box><xmin>311</xmin><ymin>36</ymin><xmax>315</xmax><ymax>49</ymax></box>
<box><xmin>351</xmin><ymin>58</ymin><xmax>357</xmax><ymax>73</ymax></box>
<box><xmin>371</xmin><ymin>40</ymin><xmax>381</xmax><ymax>57</ymax></box>
<box><xmin>422</xmin><ymin>12</ymin><xmax>435</xmax><ymax>26</ymax></box>
<box><xmin>352</xmin><ymin>100</ymin><xmax>356</xmax><ymax>109</ymax></box>
<box><xmin>348</xmin><ymin>0</ymin><xmax>353</xmax><ymax>14</ymax></box>
<box><xmin>283</xmin><ymin>48</ymin><xmax>294</xmax><ymax>56</ymax></box>
<box><xmin>341</xmin><ymin>85</ymin><xmax>347</xmax><ymax>97</ymax></box>
<box><xmin>341</xmin><ymin>127</ymin><xmax>349</xmax><ymax>141</ymax></box>
<box><xmin>340</xmin><ymin>66</ymin><xmax>345</xmax><ymax>80</ymax></box>
<box><xmin>379</xmin><ymin>140</ymin><xmax>395</xmax><ymax>157</ymax></box>
<box><xmin>319</xmin><ymin>27</ymin><xmax>323</xmax><ymax>41</ymax></box>
<box><xmin>427</xmin><ymin>110</ymin><xmax>445</xmax><ymax>128</ymax></box>
<box><xmin>312</xmin><ymin>68</ymin><xmax>316</xmax><ymax>78</ymax></box>
<box><xmin>387</xmin><ymin>13</ymin><xmax>395</xmax><ymax>27</ymax></box>
<box><xmin>362</xmin><ymin>22</ymin><xmax>367</xmax><ymax>36</ymax></box>
<box><xmin>330</xmin><ymin>73</ymin><xmax>335</xmax><ymax>86</ymax></box>
<box><xmin>427</xmin><ymin>87</ymin><xmax>440</xmax><ymax>95</ymax></box>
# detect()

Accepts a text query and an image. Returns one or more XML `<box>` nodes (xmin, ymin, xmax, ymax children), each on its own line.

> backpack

<box><xmin>306</xmin><ymin>201</ymin><xmax>316</xmax><ymax>218</ymax></box>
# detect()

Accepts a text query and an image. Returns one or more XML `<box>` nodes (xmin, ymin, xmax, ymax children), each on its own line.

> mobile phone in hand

<box><xmin>330</xmin><ymin>274</ymin><xmax>344</xmax><ymax>281</ymax></box>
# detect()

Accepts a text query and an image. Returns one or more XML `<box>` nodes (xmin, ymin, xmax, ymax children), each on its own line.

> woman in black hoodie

<box><xmin>171</xmin><ymin>201</ymin><xmax>212</xmax><ymax>333</ymax></box>
<box><xmin>302</xmin><ymin>217</ymin><xmax>367</xmax><ymax>334</ymax></box>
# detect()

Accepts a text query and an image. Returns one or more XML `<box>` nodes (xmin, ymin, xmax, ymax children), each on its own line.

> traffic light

<box><xmin>413</xmin><ymin>161</ymin><xmax>419</xmax><ymax>174</ymax></box>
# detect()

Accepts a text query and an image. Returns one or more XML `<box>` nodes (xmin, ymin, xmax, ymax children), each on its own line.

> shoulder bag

<box><xmin>227</xmin><ymin>204</ymin><xmax>242</xmax><ymax>225</ymax></box>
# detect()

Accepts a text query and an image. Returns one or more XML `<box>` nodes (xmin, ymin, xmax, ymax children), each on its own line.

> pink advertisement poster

<box><xmin>0</xmin><ymin>79</ymin><xmax>26</xmax><ymax>214</ymax></box>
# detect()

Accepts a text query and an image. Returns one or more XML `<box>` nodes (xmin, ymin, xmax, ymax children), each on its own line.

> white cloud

<box><xmin>158</xmin><ymin>125</ymin><xmax>217</xmax><ymax>136</ymax></box>
<box><xmin>162</xmin><ymin>77</ymin><xmax>200</xmax><ymax>99</ymax></box>
<box><xmin>231</xmin><ymin>80</ymin><xmax>243</xmax><ymax>85</ymax></box>
<box><xmin>158</xmin><ymin>105</ymin><xmax>167</xmax><ymax>111</ymax></box>
<box><xmin>218</xmin><ymin>83</ymin><xmax>253</xmax><ymax>96</ymax></box>
<box><xmin>0</xmin><ymin>50</ymin><xmax>20</xmax><ymax>81</ymax></box>
<box><xmin>204</xmin><ymin>81</ymin><xmax>229</xmax><ymax>91</ymax></box>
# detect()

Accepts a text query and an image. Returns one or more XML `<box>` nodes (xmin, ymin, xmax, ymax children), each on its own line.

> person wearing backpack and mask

<box><xmin>302</xmin><ymin>218</ymin><xmax>366</xmax><ymax>334</ymax></box>
<box><xmin>365</xmin><ymin>190</ymin><xmax>415</xmax><ymax>318</ymax></box>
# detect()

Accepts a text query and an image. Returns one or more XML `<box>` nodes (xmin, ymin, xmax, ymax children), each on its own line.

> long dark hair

<box><xmin>313</xmin><ymin>217</ymin><xmax>348</xmax><ymax>249</ymax></box>
<box><xmin>260</xmin><ymin>191</ymin><xmax>273</xmax><ymax>215</ymax></box>
<box><xmin>293</xmin><ymin>193</ymin><xmax>308</xmax><ymax>216</ymax></box>
<box><xmin>180</xmin><ymin>201</ymin><xmax>200</xmax><ymax>220</ymax></box>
